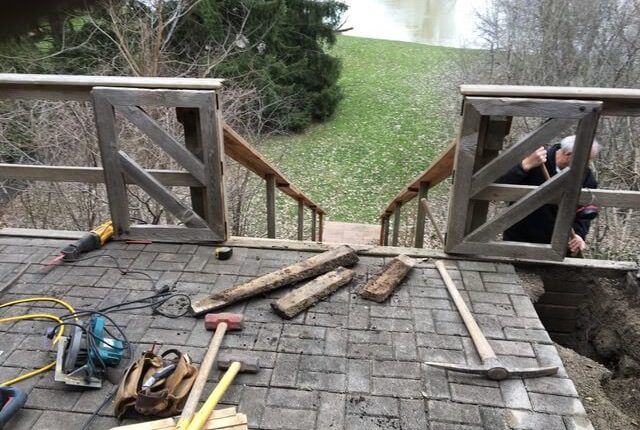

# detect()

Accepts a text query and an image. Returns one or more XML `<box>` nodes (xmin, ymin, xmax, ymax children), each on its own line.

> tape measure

<box><xmin>215</xmin><ymin>247</ymin><xmax>233</xmax><ymax>260</ymax></box>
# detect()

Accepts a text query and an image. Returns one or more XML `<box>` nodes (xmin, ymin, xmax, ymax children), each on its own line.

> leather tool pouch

<box><xmin>114</xmin><ymin>349</ymin><xmax>198</xmax><ymax>418</ymax></box>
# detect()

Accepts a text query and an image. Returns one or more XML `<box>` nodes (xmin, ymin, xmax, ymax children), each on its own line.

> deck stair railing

<box><xmin>0</xmin><ymin>73</ymin><xmax>325</xmax><ymax>242</ymax></box>
<box><xmin>381</xmin><ymin>85</ymin><xmax>640</xmax><ymax>261</ymax></box>
<box><xmin>379</xmin><ymin>140</ymin><xmax>455</xmax><ymax>248</ymax></box>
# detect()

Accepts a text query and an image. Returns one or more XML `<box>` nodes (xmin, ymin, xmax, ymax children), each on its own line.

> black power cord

<box><xmin>50</xmin><ymin>252</ymin><xmax>194</xmax><ymax>428</ymax></box>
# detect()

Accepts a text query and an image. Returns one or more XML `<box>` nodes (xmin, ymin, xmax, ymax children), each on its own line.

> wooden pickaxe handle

<box><xmin>434</xmin><ymin>261</ymin><xmax>497</xmax><ymax>363</ymax></box>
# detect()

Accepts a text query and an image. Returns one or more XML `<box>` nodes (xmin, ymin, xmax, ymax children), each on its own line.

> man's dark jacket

<box><xmin>498</xmin><ymin>144</ymin><xmax>598</xmax><ymax>244</ymax></box>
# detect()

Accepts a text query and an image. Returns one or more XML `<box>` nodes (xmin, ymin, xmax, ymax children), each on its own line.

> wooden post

<box><xmin>468</xmin><ymin>116</ymin><xmax>511</xmax><ymax>231</ymax></box>
<box><xmin>379</xmin><ymin>217</ymin><xmax>386</xmax><ymax>245</ymax></box>
<box><xmin>176</xmin><ymin>107</ymin><xmax>206</xmax><ymax>220</ymax></box>
<box><xmin>297</xmin><ymin>200</ymin><xmax>304</xmax><ymax>241</ymax></box>
<box><xmin>414</xmin><ymin>181</ymin><xmax>430</xmax><ymax>248</ymax></box>
<box><xmin>311</xmin><ymin>208</ymin><xmax>317</xmax><ymax>241</ymax></box>
<box><xmin>392</xmin><ymin>203</ymin><xmax>402</xmax><ymax>246</ymax></box>
<box><xmin>383</xmin><ymin>215</ymin><xmax>391</xmax><ymax>246</ymax></box>
<box><xmin>318</xmin><ymin>213</ymin><xmax>324</xmax><ymax>243</ymax></box>
<box><xmin>91</xmin><ymin>91</ymin><xmax>130</xmax><ymax>237</ymax></box>
<box><xmin>266</xmin><ymin>174</ymin><xmax>276</xmax><ymax>238</ymax></box>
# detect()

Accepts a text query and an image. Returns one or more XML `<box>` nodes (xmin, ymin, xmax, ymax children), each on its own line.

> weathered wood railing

<box><xmin>381</xmin><ymin>85</ymin><xmax>640</xmax><ymax>261</ymax></box>
<box><xmin>0</xmin><ymin>73</ymin><xmax>325</xmax><ymax>242</ymax></box>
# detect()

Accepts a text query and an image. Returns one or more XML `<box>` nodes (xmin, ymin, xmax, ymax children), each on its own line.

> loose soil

<box><xmin>523</xmin><ymin>271</ymin><xmax>640</xmax><ymax>430</ymax></box>
<box><xmin>558</xmin><ymin>344</ymin><xmax>639</xmax><ymax>430</ymax></box>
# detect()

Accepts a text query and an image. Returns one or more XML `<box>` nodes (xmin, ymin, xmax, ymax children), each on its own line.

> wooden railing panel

<box><xmin>446</xmin><ymin>97</ymin><xmax>603</xmax><ymax>260</ymax></box>
<box><xmin>92</xmin><ymin>87</ymin><xmax>226</xmax><ymax>241</ymax></box>
<box><xmin>0</xmin><ymin>73</ymin><xmax>326</xmax><ymax>242</ymax></box>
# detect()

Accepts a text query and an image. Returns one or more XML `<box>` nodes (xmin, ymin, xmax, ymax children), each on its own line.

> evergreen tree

<box><xmin>178</xmin><ymin>0</ymin><xmax>347</xmax><ymax>132</ymax></box>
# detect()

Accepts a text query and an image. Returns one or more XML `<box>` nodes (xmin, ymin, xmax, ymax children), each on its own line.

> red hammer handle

<box><xmin>178</xmin><ymin>322</ymin><xmax>228</xmax><ymax>425</ymax></box>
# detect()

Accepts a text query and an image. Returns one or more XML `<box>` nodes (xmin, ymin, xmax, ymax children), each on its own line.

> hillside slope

<box><xmin>263</xmin><ymin>35</ymin><xmax>460</xmax><ymax>223</ymax></box>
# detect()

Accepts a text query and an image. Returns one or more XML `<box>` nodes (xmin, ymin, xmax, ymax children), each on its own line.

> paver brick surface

<box><xmin>0</xmin><ymin>239</ymin><xmax>592</xmax><ymax>429</ymax></box>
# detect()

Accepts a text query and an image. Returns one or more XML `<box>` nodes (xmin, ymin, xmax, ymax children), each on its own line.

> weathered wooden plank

<box><xmin>475</xmin><ymin>184</ymin><xmax>640</xmax><ymax>209</ymax></box>
<box><xmin>550</xmin><ymin>108</ymin><xmax>601</xmax><ymax>253</ymax></box>
<box><xmin>460</xmin><ymin>84</ymin><xmax>640</xmax><ymax>101</ymax></box>
<box><xmin>414</xmin><ymin>182</ymin><xmax>429</xmax><ymax>248</ymax></box>
<box><xmin>95</xmin><ymin>86</ymin><xmax>212</xmax><ymax>108</ymax></box>
<box><xmin>460</xmin><ymin>85</ymin><xmax>640</xmax><ymax>116</ymax></box>
<box><xmin>124</xmin><ymin>225</ymin><xmax>221</xmax><ymax>242</ymax></box>
<box><xmin>392</xmin><ymin>203</ymin><xmax>402</xmax><ymax>246</ymax></box>
<box><xmin>198</xmin><ymin>92</ymin><xmax>227</xmax><ymax>239</ymax></box>
<box><xmin>468</xmin><ymin>96</ymin><xmax>604</xmax><ymax>119</ymax></box>
<box><xmin>1</xmin><ymin>227</ymin><xmax>636</xmax><ymax>271</ymax></box>
<box><xmin>117</xmin><ymin>105</ymin><xmax>206</xmax><ymax>184</ymax></box>
<box><xmin>117</xmin><ymin>151</ymin><xmax>208</xmax><ymax>228</ymax></box>
<box><xmin>359</xmin><ymin>254</ymin><xmax>417</xmax><ymax>302</ymax></box>
<box><xmin>297</xmin><ymin>200</ymin><xmax>304</xmax><ymax>241</ymax></box>
<box><xmin>0</xmin><ymin>73</ymin><xmax>223</xmax><ymax>91</ymax></box>
<box><xmin>465</xmin><ymin>169</ymin><xmax>569</xmax><ymax>243</ymax></box>
<box><xmin>450</xmin><ymin>241</ymin><xmax>562</xmax><ymax>261</ymax></box>
<box><xmin>91</xmin><ymin>90</ymin><xmax>130</xmax><ymax>237</ymax></box>
<box><xmin>190</xmin><ymin>245</ymin><xmax>359</xmax><ymax>315</ymax></box>
<box><xmin>445</xmin><ymin>101</ymin><xmax>483</xmax><ymax>251</ymax></box>
<box><xmin>470</xmin><ymin>118</ymin><xmax>574</xmax><ymax>196</ymax></box>
<box><xmin>0</xmin><ymin>163</ymin><xmax>200</xmax><ymax>186</ymax></box>
<box><xmin>266</xmin><ymin>174</ymin><xmax>276</xmax><ymax>238</ymax></box>
<box><xmin>271</xmin><ymin>267</ymin><xmax>354</xmax><ymax>318</ymax></box>
<box><xmin>176</xmin><ymin>107</ymin><xmax>207</xmax><ymax>219</ymax></box>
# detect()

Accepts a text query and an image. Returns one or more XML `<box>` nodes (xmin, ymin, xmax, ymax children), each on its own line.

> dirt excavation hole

<box><xmin>520</xmin><ymin>267</ymin><xmax>640</xmax><ymax>430</ymax></box>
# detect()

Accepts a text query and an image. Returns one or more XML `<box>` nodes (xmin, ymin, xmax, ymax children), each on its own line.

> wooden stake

<box><xmin>359</xmin><ymin>254</ymin><xmax>416</xmax><ymax>302</ymax></box>
<box><xmin>272</xmin><ymin>267</ymin><xmax>354</xmax><ymax>319</ymax></box>
<box><xmin>190</xmin><ymin>245</ymin><xmax>358</xmax><ymax>315</ymax></box>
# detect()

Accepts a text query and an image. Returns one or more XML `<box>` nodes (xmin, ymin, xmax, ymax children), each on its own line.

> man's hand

<box><xmin>521</xmin><ymin>146</ymin><xmax>547</xmax><ymax>172</ymax></box>
<box><xmin>568</xmin><ymin>234</ymin><xmax>586</xmax><ymax>255</ymax></box>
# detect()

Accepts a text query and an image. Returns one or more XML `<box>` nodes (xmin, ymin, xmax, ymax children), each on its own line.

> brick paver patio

<box><xmin>0</xmin><ymin>237</ymin><xmax>593</xmax><ymax>429</ymax></box>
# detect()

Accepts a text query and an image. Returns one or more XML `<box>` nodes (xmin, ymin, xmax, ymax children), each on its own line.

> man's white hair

<box><xmin>560</xmin><ymin>135</ymin><xmax>600</xmax><ymax>155</ymax></box>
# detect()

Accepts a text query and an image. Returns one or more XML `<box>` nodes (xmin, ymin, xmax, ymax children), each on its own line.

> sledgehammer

<box><xmin>186</xmin><ymin>356</ymin><xmax>260</xmax><ymax>430</ymax></box>
<box><xmin>425</xmin><ymin>261</ymin><xmax>558</xmax><ymax>380</ymax></box>
<box><xmin>176</xmin><ymin>313</ymin><xmax>244</xmax><ymax>430</ymax></box>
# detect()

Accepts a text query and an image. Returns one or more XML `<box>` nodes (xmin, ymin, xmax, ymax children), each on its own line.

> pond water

<box><xmin>340</xmin><ymin>0</ymin><xmax>487</xmax><ymax>48</ymax></box>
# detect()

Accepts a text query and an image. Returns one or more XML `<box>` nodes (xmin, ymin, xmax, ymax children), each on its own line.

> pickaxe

<box><xmin>425</xmin><ymin>260</ymin><xmax>558</xmax><ymax>380</ymax></box>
